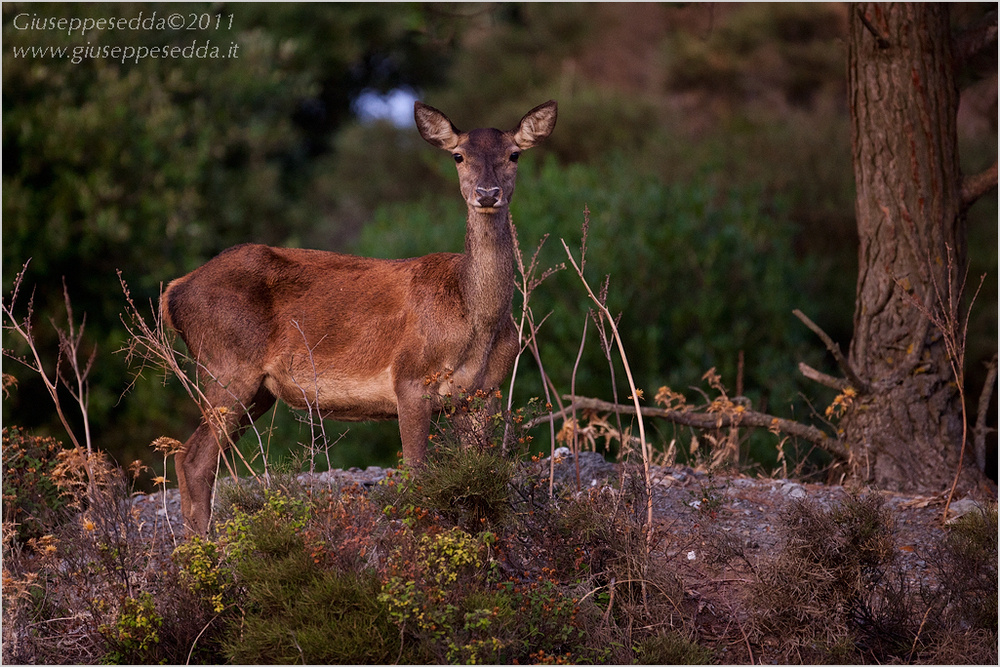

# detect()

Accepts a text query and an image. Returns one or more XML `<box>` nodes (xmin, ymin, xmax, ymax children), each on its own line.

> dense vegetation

<box><xmin>3</xmin><ymin>423</ymin><xmax>996</xmax><ymax>664</ymax></box>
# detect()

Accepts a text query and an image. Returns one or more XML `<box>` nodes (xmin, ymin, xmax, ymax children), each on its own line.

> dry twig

<box><xmin>2</xmin><ymin>260</ymin><xmax>97</xmax><ymax>495</ymax></box>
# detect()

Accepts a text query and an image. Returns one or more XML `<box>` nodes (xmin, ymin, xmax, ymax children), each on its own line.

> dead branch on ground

<box><xmin>535</xmin><ymin>394</ymin><xmax>849</xmax><ymax>463</ymax></box>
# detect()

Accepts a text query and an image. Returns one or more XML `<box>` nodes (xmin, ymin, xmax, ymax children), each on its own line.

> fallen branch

<box><xmin>539</xmin><ymin>394</ymin><xmax>849</xmax><ymax>462</ymax></box>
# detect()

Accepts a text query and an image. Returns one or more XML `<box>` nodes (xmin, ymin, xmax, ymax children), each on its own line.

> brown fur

<box><xmin>161</xmin><ymin>101</ymin><xmax>557</xmax><ymax>534</ymax></box>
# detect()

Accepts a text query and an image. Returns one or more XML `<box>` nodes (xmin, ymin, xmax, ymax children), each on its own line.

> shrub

<box><xmin>2</xmin><ymin>426</ymin><xmax>74</xmax><ymax>542</ymax></box>
<box><xmin>173</xmin><ymin>537</ymin><xmax>230</xmax><ymax>614</ymax></box>
<box><xmin>98</xmin><ymin>592</ymin><xmax>163</xmax><ymax>665</ymax></box>
<box><xmin>224</xmin><ymin>560</ymin><xmax>403</xmax><ymax>664</ymax></box>
<box><xmin>748</xmin><ymin>493</ymin><xmax>921</xmax><ymax>663</ymax></box>
<box><xmin>937</xmin><ymin>504</ymin><xmax>998</xmax><ymax>633</ymax></box>
<box><xmin>396</xmin><ymin>441</ymin><xmax>516</xmax><ymax>531</ymax></box>
<box><xmin>378</xmin><ymin>526</ymin><xmax>497</xmax><ymax>663</ymax></box>
<box><xmin>374</xmin><ymin>390</ymin><xmax>526</xmax><ymax>532</ymax></box>
<box><xmin>634</xmin><ymin>631</ymin><xmax>713</xmax><ymax>665</ymax></box>
<box><xmin>219</xmin><ymin>485</ymin><xmax>311</xmax><ymax>564</ymax></box>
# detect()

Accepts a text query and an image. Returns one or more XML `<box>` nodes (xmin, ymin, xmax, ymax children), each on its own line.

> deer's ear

<box><xmin>415</xmin><ymin>102</ymin><xmax>462</xmax><ymax>150</ymax></box>
<box><xmin>511</xmin><ymin>100</ymin><xmax>557</xmax><ymax>150</ymax></box>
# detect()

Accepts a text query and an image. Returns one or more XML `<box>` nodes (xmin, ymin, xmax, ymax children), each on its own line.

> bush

<box><xmin>745</xmin><ymin>493</ymin><xmax>998</xmax><ymax>664</ymax></box>
<box><xmin>748</xmin><ymin>493</ymin><xmax>909</xmax><ymax>662</ymax></box>
<box><xmin>938</xmin><ymin>504</ymin><xmax>998</xmax><ymax>633</ymax></box>
<box><xmin>225</xmin><ymin>559</ymin><xmax>402</xmax><ymax>664</ymax></box>
<box><xmin>98</xmin><ymin>592</ymin><xmax>163</xmax><ymax>665</ymax></box>
<box><xmin>211</xmin><ymin>485</ymin><xmax>405</xmax><ymax>664</ymax></box>
<box><xmin>634</xmin><ymin>631</ymin><xmax>713</xmax><ymax>665</ymax></box>
<box><xmin>2</xmin><ymin>426</ymin><xmax>74</xmax><ymax>542</ymax></box>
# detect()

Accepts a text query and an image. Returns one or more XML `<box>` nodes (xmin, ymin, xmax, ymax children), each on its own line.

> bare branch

<box><xmin>798</xmin><ymin>362</ymin><xmax>851</xmax><ymax>391</ymax></box>
<box><xmin>506</xmin><ymin>214</ymin><xmax>564</xmax><ymax>478</ymax></box>
<box><xmin>973</xmin><ymin>353</ymin><xmax>998</xmax><ymax>474</ymax></box>
<box><xmin>793</xmin><ymin>309</ymin><xmax>873</xmax><ymax>393</ymax></box>
<box><xmin>569</xmin><ymin>315</ymin><xmax>589</xmax><ymax>490</ymax></box>
<box><xmin>960</xmin><ymin>161</ymin><xmax>998</xmax><ymax>210</ymax></box>
<box><xmin>54</xmin><ymin>277</ymin><xmax>96</xmax><ymax>455</ymax></box>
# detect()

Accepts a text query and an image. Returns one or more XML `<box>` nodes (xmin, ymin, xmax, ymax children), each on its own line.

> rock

<box><xmin>780</xmin><ymin>482</ymin><xmax>807</xmax><ymax>499</ymax></box>
<box><xmin>540</xmin><ymin>450</ymin><xmax>618</xmax><ymax>488</ymax></box>
<box><xmin>945</xmin><ymin>498</ymin><xmax>984</xmax><ymax>524</ymax></box>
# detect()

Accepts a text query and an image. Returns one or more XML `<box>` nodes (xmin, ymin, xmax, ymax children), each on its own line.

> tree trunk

<box><xmin>844</xmin><ymin>3</ymin><xmax>983</xmax><ymax>493</ymax></box>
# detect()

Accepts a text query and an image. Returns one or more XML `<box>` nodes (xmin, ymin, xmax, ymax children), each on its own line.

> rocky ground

<box><xmin>130</xmin><ymin>451</ymin><xmax>986</xmax><ymax>568</ymax></box>
<box><xmin>129</xmin><ymin>451</ymin><xmax>992</xmax><ymax>662</ymax></box>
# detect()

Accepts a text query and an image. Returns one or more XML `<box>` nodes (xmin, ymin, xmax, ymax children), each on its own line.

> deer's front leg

<box><xmin>395</xmin><ymin>380</ymin><xmax>433</xmax><ymax>465</ymax></box>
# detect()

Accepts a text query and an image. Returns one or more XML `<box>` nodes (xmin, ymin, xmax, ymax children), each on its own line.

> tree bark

<box><xmin>844</xmin><ymin>3</ymin><xmax>984</xmax><ymax>493</ymax></box>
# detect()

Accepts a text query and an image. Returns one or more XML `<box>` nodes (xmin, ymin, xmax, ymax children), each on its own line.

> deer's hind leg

<box><xmin>175</xmin><ymin>380</ymin><xmax>276</xmax><ymax>534</ymax></box>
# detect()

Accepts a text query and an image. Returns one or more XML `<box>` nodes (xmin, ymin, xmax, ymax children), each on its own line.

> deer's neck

<box><xmin>462</xmin><ymin>207</ymin><xmax>515</xmax><ymax>326</ymax></box>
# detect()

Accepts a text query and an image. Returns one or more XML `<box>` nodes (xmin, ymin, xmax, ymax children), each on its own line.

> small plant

<box><xmin>937</xmin><ymin>503</ymin><xmax>998</xmax><ymax>633</ymax></box>
<box><xmin>219</xmin><ymin>485</ymin><xmax>311</xmax><ymax>564</ymax></box>
<box><xmin>223</xmin><ymin>559</ymin><xmax>402</xmax><ymax>664</ymax></box>
<box><xmin>634</xmin><ymin>631</ymin><xmax>713</xmax><ymax>665</ymax></box>
<box><xmin>377</xmin><ymin>393</ymin><xmax>522</xmax><ymax>532</ymax></box>
<box><xmin>173</xmin><ymin>537</ymin><xmax>231</xmax><ymax>614</ymax></box>
<box><xmin>98</xmin><ymin>592</ymin><xmax>163</xmax><ymax>665</ymax></box>
<box><xmin>378</xmin><ymin>526</ymin><xmax>498</xmax><ymax>661</ymax></box>
<box><xmin>214</xmin><ymin>486</ymin><xmax>404</xmax><ymax>664</ymax></box>
<box><xmin>687</xmin><ymin>469</ymin><xmax>727</xmax><ymax>518</ymax></box>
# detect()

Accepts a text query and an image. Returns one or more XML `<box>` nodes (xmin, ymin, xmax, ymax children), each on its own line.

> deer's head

<box><xmin>415</xmin><ymin>101</ymin><xmax>557</xmax><ymax>213</ymax></box>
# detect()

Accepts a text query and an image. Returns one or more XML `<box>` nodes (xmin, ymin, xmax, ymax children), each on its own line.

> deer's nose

<box><xmin>475</xmin><ymin>187</ymin><xmax>501</xmax><ymax>208</ymax></box>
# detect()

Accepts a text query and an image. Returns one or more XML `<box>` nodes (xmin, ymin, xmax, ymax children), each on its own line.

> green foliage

<box><xmin>220</xmin><ymin>486</ymin><xmax>311</xmax><ymax>565</ymax></box>
<box><xmin>386</xmin><ymin>441</ymin><xmax>515</xmax><ymax>532</ymax></box>
<box><xmin>663</xmin><ymin>3</ymin><xmax>845</xmax><ymax>107</ymax></box>
<box><xmin>1</xmin><ymin>426</ymin><xmax>72</xmax><ymax>542</ymax></box>
<box><xmin>377</xmin><ymin>523</ymin><xmax>594</xmax><ymax>664</ymax></box>
<box><xmin>634</xmin><ymin>631</ymin><xmax>713</xmax><ymax>665</ymax></box>
<box><xmin>378</xmin><ymin>527</ymin><xmax>495</xmax><ymax>663</ymax></box>
<box><xmin>98</xmin><ymin>592</ymin><xmax>163</xmax><ymax>665</ymax></box>
<box><xmin>374</xmin><ymin>389</ymin><xmax>537</xmax><ymax>530</ymax></box>
<box><xmin>172</xmin><ymin>537</ymin><xmax>229</xmax><ymax>614</ymax></box>
<box><xmin>210</xmin><ymin>483</ymin><xmax>404</xmax><ymax>663</ymax></box>
<box><xmin>223</xmin><ymin>552</ymin><xmax>402</xmax><ymax>665</ymax></box>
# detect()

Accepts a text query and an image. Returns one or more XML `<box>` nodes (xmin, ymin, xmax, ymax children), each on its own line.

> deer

<box><xmin>160</xmin><ymin>100</ymin><xmax>557</xmax><ymax>534</ymax></box>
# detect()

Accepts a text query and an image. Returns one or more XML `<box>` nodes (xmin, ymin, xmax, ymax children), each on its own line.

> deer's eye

<box><xmin>509</xmin><ymin>151</ymin><xmax>520</xmax><ymax>163</ymax></box>
<box><xmin>452</xmin><ymin>153</ymin><xmax>463</xmax><ymax>164</ymax></box>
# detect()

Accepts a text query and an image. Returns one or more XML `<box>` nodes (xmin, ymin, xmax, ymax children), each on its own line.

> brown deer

<box><xmin>161</xmin><ymin>100</ymin><xmax>557</xmax><ymax>534</ymax></box>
